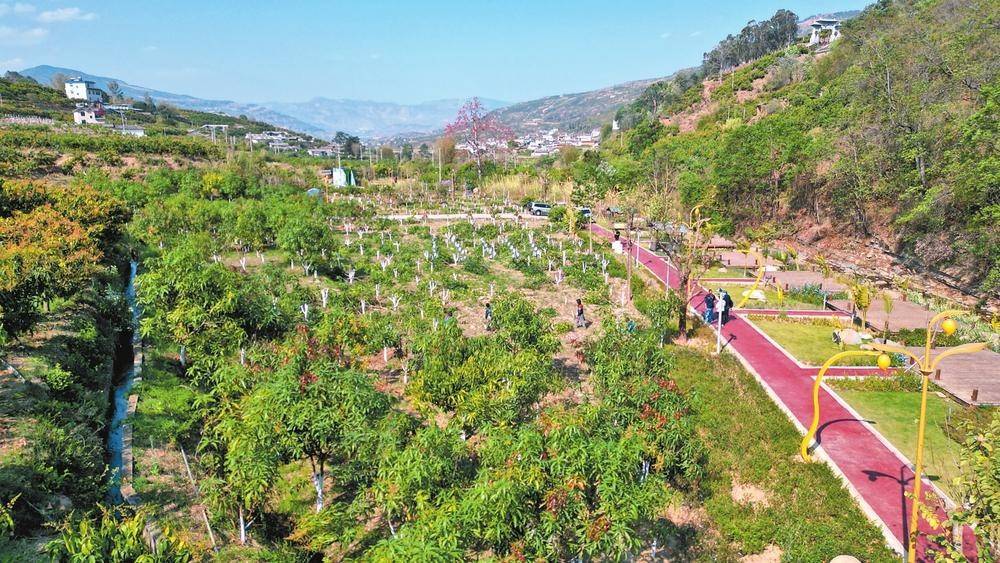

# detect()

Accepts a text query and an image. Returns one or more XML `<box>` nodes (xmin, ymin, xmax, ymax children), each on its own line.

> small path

<box><xmin>908</xmin><ymin>347</ymin><xmax>1000</xmax><ymax>406</ymax></box>
<box><xmin>830</xmin><ymin>298</ymin><xmax>937</xmax><ymax>332</ymax></box>
<box><xmin>735</xmin><ymin>308</ymin><xmax>851</xmax><ymax>317</ymax></box>
<box><xmin>589</xmin><ymin>224</ymin><xmax>977</xmax><ymax>560</ymax></box>
<box><xmin>769</xmin><ymin>270</ymin><xmax>847</xmax><ymax>293</ymax></box>
<box><xmin>378</xmin><ymin>212</ymin><xmax>548</xmax><ymax>222</ymax></box>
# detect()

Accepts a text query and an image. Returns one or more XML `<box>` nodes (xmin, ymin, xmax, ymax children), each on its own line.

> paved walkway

<box><xmin>830</xmin><ymin>297</ymin><xmax>937</xmax><ymax>332</ymax></box>
<box><xmin>769</xmin><ymin>270</ymin><xmax>847</xmax><ymax>293</ymax></box>
<box><xmin>910</xmin><ymin>347</ymin><xmax>1000</xmax><ymax>406</ymax></box>
<box><xmin>591</xmin><ymin>225</ymin><xmax>978</xmax><ymax>560</ymax></box>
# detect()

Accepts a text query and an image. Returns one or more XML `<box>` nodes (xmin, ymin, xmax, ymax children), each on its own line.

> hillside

<box><xmin>0</xmin><ymin>73</ymin><xmax>319</xmax><ymax>152</ymax></box>
<box><xmin>590</xmin><ymin>0</ymin><xmax>998</xmax><ymax>299</ymax></box>
<box><xmin>17</xmin><ymin>65</ymin><xmax>668</xmax><ymax>140</ymax></box>
<box><xmin>18</xmin><ymin>65</ymin><xmax>328</xmax><ymax>137</ymax></box>
<box><xmin>492</xmin><ymin>76</ymin><xmax>668</xmax><ymax>134</ymax></box>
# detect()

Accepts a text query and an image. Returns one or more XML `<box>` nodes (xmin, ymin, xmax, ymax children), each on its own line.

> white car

<box><xmin>527</xmin><ymin>202</ymin><xmax>552</xmax><ymax>216</ymax></box>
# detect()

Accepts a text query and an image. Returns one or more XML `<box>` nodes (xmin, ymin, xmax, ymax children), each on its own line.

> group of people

<box><xmin>703</xmin><ymin>288</ymin><xmax>734</xmax><ymax>325</ymax></box>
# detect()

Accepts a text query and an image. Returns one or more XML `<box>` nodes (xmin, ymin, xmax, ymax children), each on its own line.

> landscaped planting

<box><xmin>747</xmin><ymin>315</ymin><xmax>880</xmax><ymax>366</ymax></box>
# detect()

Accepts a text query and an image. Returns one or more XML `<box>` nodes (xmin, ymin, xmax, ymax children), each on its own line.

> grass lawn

<box><xmin>668</xmin><ymin>344</ymin><xmax>897</xmax><ymax>562</ymax></box>
<box><xmin>701</xmin><ymin>265</ymin><xmax>755</xmax><ymax>279</ymax></box>
<box><xmin>751</xmin><ymin>317</ymin><xmax>877</xmax><ymax>366</ymax></box>
<box><xmin>835</xmin><ymin>390</ymin><xmax>962</xmax><ymax>499</ymax></box>
<box><xmin>707</xmin><ymin>283</ymin><xmax>825</xmax><ymax>310</ymax></box>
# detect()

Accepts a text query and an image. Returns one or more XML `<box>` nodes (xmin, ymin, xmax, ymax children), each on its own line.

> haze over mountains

<box><xmin>17</xmin><ymin>64</ymin><xmax>664</xmax><ymax>140</ymax></box>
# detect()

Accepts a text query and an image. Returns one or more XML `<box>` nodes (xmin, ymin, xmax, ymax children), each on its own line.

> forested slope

<box><xmin>594</xmin><ymin>0</ymin><xmax>998</xmax><ymax>298</ymax></box>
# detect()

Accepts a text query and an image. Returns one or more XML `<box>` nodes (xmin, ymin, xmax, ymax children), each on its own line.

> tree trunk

<box><xmin>677</xmin><ymin>271</ymin><xmax>690</xmax><ymax>339</ymax></box>
<box><xmin>239</xmin><ymin>506</ymin><xmax>247</xmax><ymax>545</ymax></box>
<box><xmin>313</xmin><ymin>467</ymin><xmax>325</xmax><ymax>512</ymax></box>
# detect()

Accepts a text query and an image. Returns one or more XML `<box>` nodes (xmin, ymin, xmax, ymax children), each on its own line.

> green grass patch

<box><xmin>706</xmin><ymin>282</ymin><xmax>825</xmax><ymax>310</ymax></box>
<box><xmin>668</xmin><ymin>346</ymin><xmax>896</xmax><ymax>561</ymax></box>
<box><xmin>132</xmin><ymin>343</ymin><xmax>203</xmax><ymax>447</ymax></box>
<box><xmin>700</xmin><ymin>266</ymin><xmax>754</xmax><ymax>279</ymax></box>
<box><xmin>750</xmin><ymin>317</ymin><xmax>877</xmax><ymax>366</ymax></box>
<box><xmin>834</xmin><ymin>390</ymin><xmax>963</xmax><ymax>499</ymax></box>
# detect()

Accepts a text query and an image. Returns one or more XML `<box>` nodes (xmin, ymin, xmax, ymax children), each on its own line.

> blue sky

<box><xmin>1</xmin><ymin>0</ymin><xmax>870</xmax><ymax>104</ymax></box>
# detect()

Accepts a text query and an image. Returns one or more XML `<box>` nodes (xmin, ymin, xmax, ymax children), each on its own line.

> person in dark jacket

<box><xmin>484</xmin><ymin>302</ymin><xmax>493</xmax><ymax>330</ymax></box>
<box><xmin>722</xmin><ymin>290</ymin><xmax>734</xmax><ymax>324</ymax></box>
<box><xmin>575</xmin><ymin>298</ymin><xmax>586</xmax><ymax>328</ymax></box>
<box><xmin>703</xmin><ymin>292</ymin><xmax>717</xmax><ymax>323</ymax></box>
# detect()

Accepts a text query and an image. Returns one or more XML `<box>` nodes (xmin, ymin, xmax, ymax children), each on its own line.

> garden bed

<box><xmin>746</xmin><ymin>316</ymin><xmax>879</xmax><ymax>366</ymax></box>
<box><xmin>703</xmin><ymin>282</ymin><xmax>829</xmax><ymax>311</ymax></box>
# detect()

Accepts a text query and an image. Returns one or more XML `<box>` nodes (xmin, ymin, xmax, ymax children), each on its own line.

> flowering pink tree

<box><xmin>444</xmin><ymin>97</ymin><xmax>513</xmax><ymax>178</ymax></box>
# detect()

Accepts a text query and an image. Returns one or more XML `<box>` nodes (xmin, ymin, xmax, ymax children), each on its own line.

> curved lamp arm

<box><xmin>928</xmin><ymin>309</ymin><xmax>968</xmax><ymax>328</ymax></box>
<box><xmin>930</xmin><ymin>342</ymin><xmax>989</xmax><ymax>371</ymax></box>
<box><xmin>800</xmin><ymin>350</ymin><xmax>882</xmax><ymax>462</ymax></box>
<box><xmin>870</xmin><ymin>342</ymin><xmax>925</xmax><ymax>369</ymax></box>
<box><xmin>924</xmin><ymin>309</ymin><xmax>969</xmax><ymax>360</ymax></box>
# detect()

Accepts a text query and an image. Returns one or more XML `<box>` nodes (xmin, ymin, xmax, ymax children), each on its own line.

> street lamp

<box><xmin>735</xmin><ymin>248</ymin><xmax>767</xmax><ymax>310</ymax></box>
<box><xmin>868</xmin><ymin>309</ymin><xmax>988</xmax><ymax>563</ymax></box>
<box><xmin>801</xmin><ymin>350</ymin><xmax>891</xmax><ymax>462</ymax></box>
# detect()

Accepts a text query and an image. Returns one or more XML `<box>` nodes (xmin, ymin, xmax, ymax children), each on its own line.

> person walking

<box><xmin>575</xmin><ymin>298</ymin><xmax>586</xmax><ymax>328</ymax></box>
<box><xmin>715</xmin><ymin>289</ymin><xmax>727</xmax><ymax>325</ymax></box>
<box><xmin>484</xmin><ymin>302</ymin><xmax>493</xmax><ymax>330</ymax></box>
<box><xmin>722</xmin><ymin>289</ymin><xmax>734</xmax><ymax>324</ymax></box>
<box><xmin>703</xmin><ymin>291</ymin><xmax>717</xmax><ymax>324</ymax></box>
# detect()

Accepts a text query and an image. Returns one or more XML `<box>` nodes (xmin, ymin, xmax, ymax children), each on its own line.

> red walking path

<box><xmin>591</xmin><ymin>225</ymin><xmax>978</xmax><ymax>561</ymax></box>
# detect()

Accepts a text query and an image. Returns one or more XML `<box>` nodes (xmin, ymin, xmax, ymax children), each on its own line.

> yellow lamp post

<box><xmin>868</xmin><ymin>310</ymin><xmax>989</xmax><ymax>563</ymax></box>
<box><xmin>736</xmin><ymin>249</ymin><xmax>767</xmax><ymax>309</ymax></box>
<box><xmin>801</xmin><ymin>350</ymin><xmax>891</xmax><ymax>462</ymax></box>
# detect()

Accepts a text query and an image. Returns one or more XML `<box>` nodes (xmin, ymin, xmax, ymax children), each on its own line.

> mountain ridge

<box><xmin>18</xmin><ymin>64</ymin><xmax>663</xmax><ymax>140</ymax></box>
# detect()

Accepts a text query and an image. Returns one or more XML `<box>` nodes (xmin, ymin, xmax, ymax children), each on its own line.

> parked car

<box><xmin>527</xmin><ymin>202</ymin><xmax>552</xmax><ymax>216</ymax></box>
<box><xmin>580</xmin><ymin>207</ymin><xmax>593</xmax><ymax>221</ymax></box>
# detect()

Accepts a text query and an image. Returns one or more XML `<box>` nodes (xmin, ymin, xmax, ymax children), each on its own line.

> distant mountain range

<box><xmin>264</xmin><ymin>97</ymin><xmax>508</xmax><ymax>139</ymax></box>
<box><xmin>17</xmin><ymin>65</ymin><xmax>661</xmax><ymax>140</ymax></box>
<box><xmin>18</xmin><ymin>65</ymin><xmax>508</xmax><ymax>139</ymax></box>
<box><xmin>18</xmin><ymin>65</ymin><xmax>324</xmax><ymax>136</ymax></box>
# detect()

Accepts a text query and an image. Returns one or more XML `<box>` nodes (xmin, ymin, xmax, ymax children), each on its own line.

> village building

<box><xmin>307</xmin><ymin>144</ymin><xmax>342</xmax><ymax>157</ymax></box>
<box><xmin>73</xmin><ymin>104</ymin><xmax>105</xmax><ymax>124</ymax></box>
<box><xmin>65</xmin><ymin>77</ymin><xmax>104</xmax><ymax>102</ymax></box>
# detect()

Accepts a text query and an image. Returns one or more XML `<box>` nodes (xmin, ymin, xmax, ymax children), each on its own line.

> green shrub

<box><xmin>548</xmin><ymin>205</ymin><xmax>567</xmax><ymax>223</ymax></box>
<box><xmin>827</xmin><ymin>372</ymin><xmax>923</xmax><ymax>393</ymax></box>
<box><xmin>45</xmin><ymin>505</ymin><xmax>192</xmax><ymax>562</ymax></box>
<box><xmin>42</xmin><ymin>364</ymin><xmax>74</xmax><ymax>393</ymax></box>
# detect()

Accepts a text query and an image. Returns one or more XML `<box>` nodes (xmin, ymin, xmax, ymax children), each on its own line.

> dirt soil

<box><xmin>134</xmin><ymin>444</ymin><xmax>213</xmax><ymax>551</ymax></box>
<box><xmin>740</xmin><ymin>544</ymin><xmax>783</xmax><ymax>563</ymax></box>
<box><xmin>780</xmin><ymin>212</ymin><xmax>996</xmax><ymax>312</ymax></box>
<box><xmin>729</xmin><ymin>479</ymin><xmax>771</xmax><ymax>510</ymax></box>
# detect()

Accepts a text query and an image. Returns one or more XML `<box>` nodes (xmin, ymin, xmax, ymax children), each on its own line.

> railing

<box><xmin>0</xmin><ymin>114</ymin><xmax>56</xmax><ymax>125</ymax></box>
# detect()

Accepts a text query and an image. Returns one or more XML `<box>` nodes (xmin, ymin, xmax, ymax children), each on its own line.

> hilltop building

<box><xmin>65</xmin><ymin>77</ymin><xmax>103</xmax><ymax>102</ymax></box>
<box><xmin>808</xmin><ymin>18</ymin><xmax>841</xmax><ymax>46</ymax></box>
